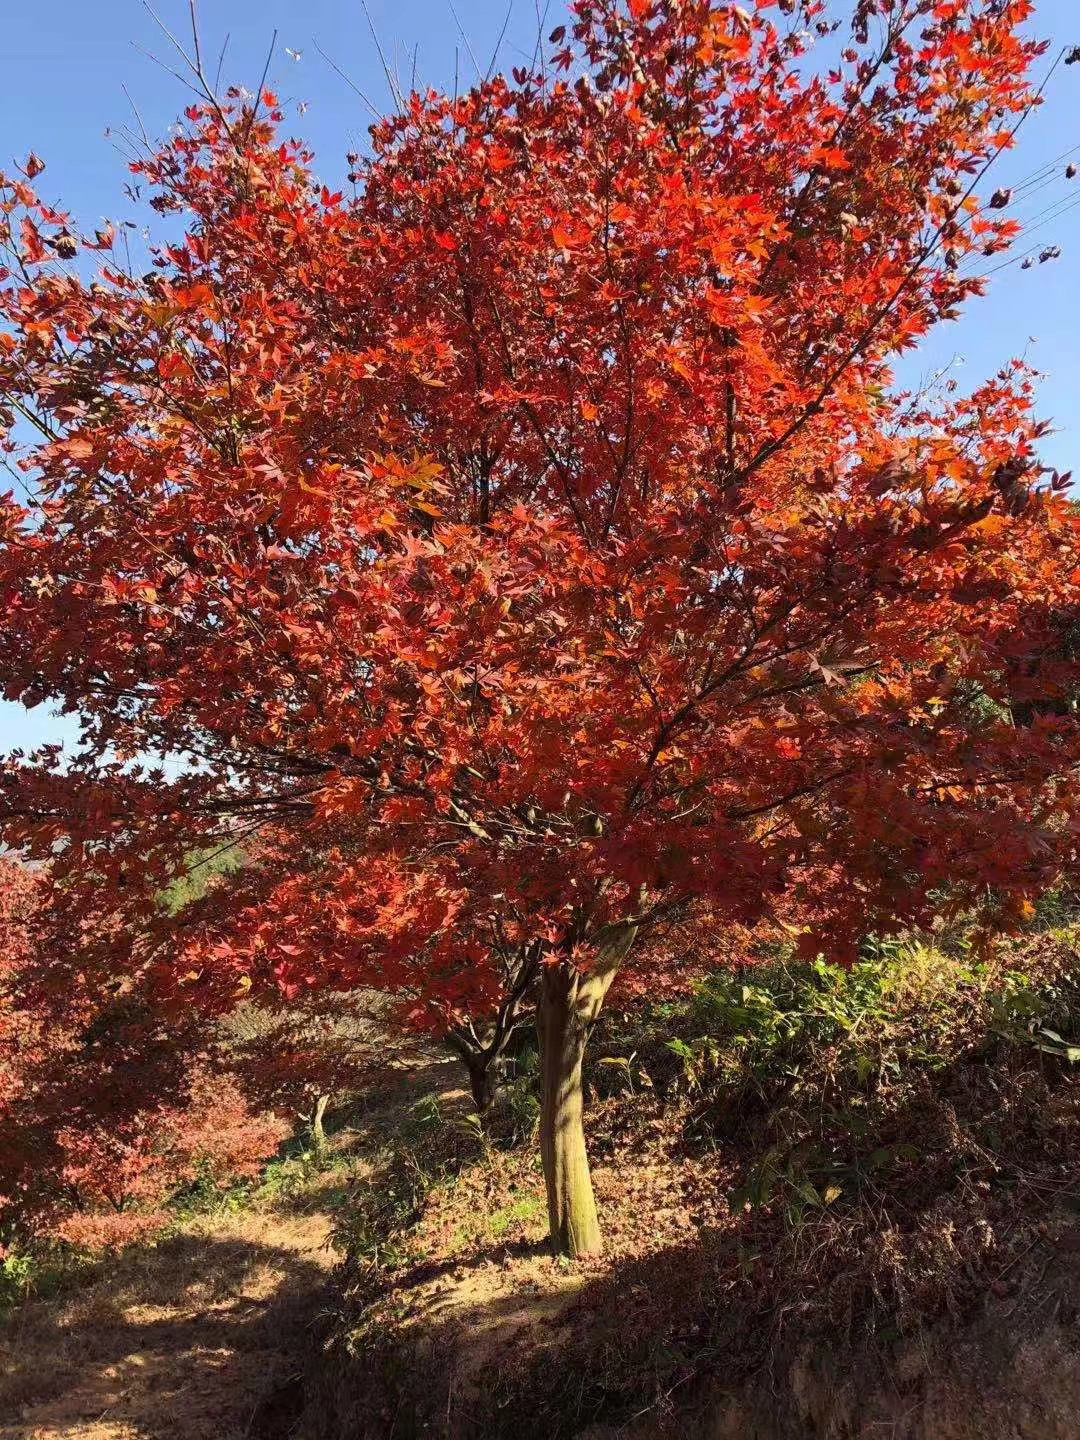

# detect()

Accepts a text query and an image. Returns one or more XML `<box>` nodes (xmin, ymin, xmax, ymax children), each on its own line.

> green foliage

<box><xmin>681</xmin><ymin>949</ymin><xmax>958</xmax><ymax>1093</ymax></box>
<box><xmin>333</xmin><ymin>1083</ymin><xmax>488</xmax><ymax>1277</ymax></box>
<box><xmin>1030</xmin><ymin>885</ymin><xmax>1080</xmax><ymax>935</ymax></box>
<box><xmin>596</xmin><ymin>1050</ymin><xmax>651</xmax><ymax>1097</ymax></box>
<box><xmin>594</xmin><ymin>926</ymin><xmax>1080</xmax><ymax>1228</ymax></box>
<box><xmin>660</xmin><ymin>936</ymin><xmax>1077</xmax><ymax>1097</ymax></box>
<box><xmin>0</xmin><ymin>1243</ymin><xmax>102</xmax><ymax>1315</ymax></box>
<box><xmin>482</xmin><ymin>1050</ymin><xmax>541</xmax><ymax>1148</ymax></box>
<box><xmin>409</xmin><ymin>1092</ymin><xmax>443</xmax><ymax>1130</ymax></box>
<box><xmin>0</xmin><ymin>1248</ymin><xmax>38</xmax><ymax>1308</ymax></box>
<box><xmin>499</xmin><ymin>1052</ymin><xmax>542</xmax><ymax>1140</ymax></box>
<box><xmin>165</xmin><ymin>1168</ymin><xmax>245</xmax><ymax>1221</ymax></box>
<box><xmin>334</xmin><ymin>1143</ymin><xmax>440</xmax><ymax>1274</ymax></box>
<box><xmin>488</xmin><ymin>1193</ymin><xmax>545</xmax><ymax>1238</ymax></box>
<box><xmin>157</xmin><ymin>842</ymin><xmax>247</xmax><ymax>916</ymax></box>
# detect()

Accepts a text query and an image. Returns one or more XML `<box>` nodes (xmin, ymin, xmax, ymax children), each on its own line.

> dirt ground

<box><xmin>0</xmin><ymin>1209</ymin><xmax>337</xmax><ymax>1440</ymax></box>
<box><xmin>0</xmin><ymin>1055</ymin><xmax>470</xmax><ymax>1440</ymax></box>
<box><xmin>7</xmin><ymin>1036</ymin><xmax>1080</xmax><ymax>1440</ymax></box>
<box><xmin>303</xmin><ymin>1049</ymin><xmax>1080</xmax><ymax>1440</ymax></box>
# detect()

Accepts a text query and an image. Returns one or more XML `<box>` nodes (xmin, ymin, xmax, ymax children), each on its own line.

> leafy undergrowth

<box><xmin>306</xmin><ymin>926</ymin><xmax>1080</xmax><ymax>1440</ymax></box>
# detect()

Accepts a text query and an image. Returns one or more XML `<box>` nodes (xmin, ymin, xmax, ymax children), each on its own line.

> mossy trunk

<box><xmin>536</xmin><ymin>923</ymin><xmax>637</xmax><ymax>1257</ymax></box>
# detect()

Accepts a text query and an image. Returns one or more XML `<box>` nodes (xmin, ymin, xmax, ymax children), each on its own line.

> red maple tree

<box><xmin>2</xmin><ymin>0</ymin><xmax>1078</xmax><ymax>1254</ymax></box>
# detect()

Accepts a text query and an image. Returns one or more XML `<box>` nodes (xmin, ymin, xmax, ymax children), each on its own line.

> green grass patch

<box><xmin>488</xmin><ymin>1193</ymin><xmax>545</xmax><ymax>1237</ymax></box>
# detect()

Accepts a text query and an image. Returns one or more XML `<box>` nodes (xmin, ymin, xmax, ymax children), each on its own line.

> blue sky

<box><xmin>1</xmin><ymin>0</ymin><xmax>1078</xmax><ymax>755</ymax></box>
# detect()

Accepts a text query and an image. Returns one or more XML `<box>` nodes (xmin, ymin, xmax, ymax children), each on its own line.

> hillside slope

<box><xmin>303</xmin><ymin>942</ymin><xmax>1080</xmax><ymax>1439</ymax></box>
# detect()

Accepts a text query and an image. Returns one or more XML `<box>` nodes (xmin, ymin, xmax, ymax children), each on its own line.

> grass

<box><xmin>0</xmin><ymin>1129</ymin><xmax>343</xmax><ymax>1321</ymax></box>
<box><xmin>0</xmin><ymin>1110</ymin><xmax>348</xmax><ymax>1436</ymax></box>
<box><xmin>1</xmin><ymin>1211</ymin><xmax>338</xmax><ymax>1439</ymax></box>
<box><xmin>489</xmin><ymin>1195</ymin><xmax>546</xmax><ymax>1238</ymax></box>
<box><xmin>157</xmin><ymin>842</ymin><xmax>248</xmax><ymax>916</ymax></box>
<box><xmin>0</xmin><ymin>1057</ymin><xmax>478</xmax><ymax>1436</ymax></box>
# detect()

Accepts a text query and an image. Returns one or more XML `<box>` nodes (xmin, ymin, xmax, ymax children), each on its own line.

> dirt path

<box><xmin>0</xmin><ymin>1057</ymin><xmax>474</xmax><ymax>1440</ymax></box>
<box><xmin>1</xmin><ymin>1209</ymin><xmax>337</xmax><ymax>1440</ymax></box>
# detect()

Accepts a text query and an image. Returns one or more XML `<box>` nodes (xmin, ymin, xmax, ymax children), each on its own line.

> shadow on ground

<box><xmin>302</xmin><ymin>1046</ymin><xmax>1080</xmax><ymax>1440</ymax></box>
<box><xmin>1</xmin><ymin>1214</ymin><xmax>335</xmax><ymax>1440</ymax></box>
<box><xmin>0</xmin><ymin>1054</ymin><xmax>478</xmax><ymax>1440</ymax></box>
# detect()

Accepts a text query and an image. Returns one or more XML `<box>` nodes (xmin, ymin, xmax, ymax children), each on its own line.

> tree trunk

<box><xmin>445</xmin><ymin>1033</ymin><xmax>501</xmax><ymax>1125</ymax></box>
<box><xmin>466</xmin><ymin>1054</ymin><xmax>498</xmax><ymax>1120</ymax></box>
<box><xmin>445</xmin><ymin>946</ymin><xmax>541</xmax><ymax>1127</ymax></box>
<box><xmin>536</xmin><ymin>922</ymin><xmax>637</xmax><ymax>1257</ymax></box>
<box><xmin>311</xmin><ymin>1093</ymin><xmax>329</xmax><ymax>1159</ymax></box>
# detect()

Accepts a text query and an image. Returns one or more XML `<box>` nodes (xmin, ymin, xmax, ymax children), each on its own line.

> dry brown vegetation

<box><xmin>0</xmin><ymin>1058</ymin><xmax>470</xmax><ymax>1439</ymax></box>
<box><xmin>1</xmin><ymin>1211</ymin><xmax>335</xmax><ymax>1440</ymax></box>
<box><xmin>305</xmin><ymin>1076</ymin><xmax>1080</xmax><ymax>1439</ymax></box>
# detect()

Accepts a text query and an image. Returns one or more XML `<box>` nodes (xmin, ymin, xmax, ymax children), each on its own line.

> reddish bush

<box><xmin>0</xmin><ymin>861</ymin><xmax>286</xmax><ymax>1250</ymax></box>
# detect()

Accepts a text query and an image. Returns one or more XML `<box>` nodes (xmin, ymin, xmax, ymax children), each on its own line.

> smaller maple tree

<box><xmin>0</xmin><ymin>860</ymin><xmax>286</xmax><ymax>1250</ymax></box>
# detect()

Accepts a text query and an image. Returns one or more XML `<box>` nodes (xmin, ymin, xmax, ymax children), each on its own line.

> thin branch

<box><xmin>360</xmin><ymin>0</ymin><xmax>406</xmax><ymax>109</ymax></box>
<box><xmin>447</xmin><ymin>0</ymin><xmax>483</xmax><ymax>83</ymax></box>
<box><xmin>531</xmin><ymin>0</ymin><xmax>552</xmax><ymax>84</ymax></box>
<box><xmin>141</xmin><ymin>0</ymin><xmax>237</xmax><ymax>143</ymax></box>
<box><xmin>313</xmin><ymin>41</ymin><xmax>383</xmax><ymax>124</ymax></box>
<box><xmin>738</xmin><ymin>45</ymin><xmax>1068</xmax><ymax>487</ymax></box>
<box><xmin>243</xmin><ymin>29</ymin><xmax>279</xmax><ymax>142</ymax></box>
<box><xmin>484</xmin><ymin>1</ymin><xmax>514</xmax><ymax>84</ymax></box>
<box><xmin>728</xmin><ymin>766</ymin><xmax>858</xmax><ymax>823</ymax></box>
<box><xmin>188</xmin><ymin>0</ymin><xmax>204</xmax><ymax>76</ymax></box>
<box><xmin>121</xmin><ymin>84</ymin><xmax>152</xmax><ymax>153</ymax></box>
<box><xmin>214</xmin><ymin>31</ymin><xmax>231</xmax><ymax>95</ymax></box>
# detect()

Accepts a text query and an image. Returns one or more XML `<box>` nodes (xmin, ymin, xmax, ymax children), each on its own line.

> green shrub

<box><xmin>0</xmin><ymin>1248</ymin><xmax>38</xmax><ymax>1308</ymax></box>
<box><xmin>591</xmin><ymin>925</ymin><xmax>1080</xmax><ymax>1227</ymax></box>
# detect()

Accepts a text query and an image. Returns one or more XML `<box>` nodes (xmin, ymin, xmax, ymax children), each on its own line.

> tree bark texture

<box><xmin>536</xmin><ymin>922</ymin><xmax>637</xmax><ymax>1256</ymax></box>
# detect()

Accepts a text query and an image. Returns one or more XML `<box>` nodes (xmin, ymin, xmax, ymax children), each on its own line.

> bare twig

<box><xmin>314</xmin><ymin>41</ymin><xmax>383</xmax><ymax>124</ymax></box>
<box><xmin>243</xmin><ymin>29</ymin><xmax>279</xmax><ymax>142</ymax></box>
<box><xmin>359</xmin><ymin>0</ymin><xmax>406</xmax><ymax>109</ymax></box>
<box><xmin>214</xmin><ymin>31</ymin><xmax>231</xmax><ymax>95</ymax></box>
<box><xmin>448</xmin><ymin>0</ymin><xmax>483</xmax><ymax>83</ymax></box>
<box><xmin>484</xmin><ymin>1</ymin><xmax>514</xmax><ymax>84</ymax></box>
